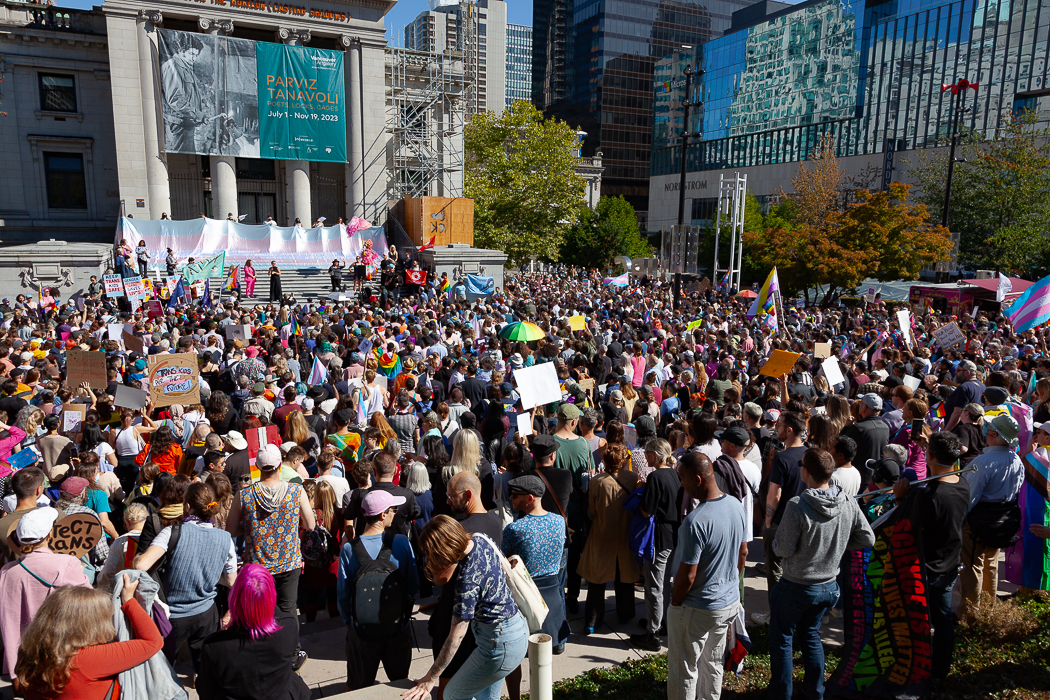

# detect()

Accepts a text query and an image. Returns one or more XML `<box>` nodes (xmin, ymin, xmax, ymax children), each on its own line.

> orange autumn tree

<box><xmin>744</xmin><ymin>135</ymin><xmax>952</xmax><ymax>303</ymax></box>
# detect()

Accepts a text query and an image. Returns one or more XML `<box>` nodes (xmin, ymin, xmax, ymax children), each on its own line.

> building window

<box><xmin>44</xmin><ymin>152</ymin><xmax>87</xmax><ymax>209</ymax></box>
<box><xmin>38</xmin><ymin>74</ymin><xmax>77</xmax><ymax>113</ymax></box>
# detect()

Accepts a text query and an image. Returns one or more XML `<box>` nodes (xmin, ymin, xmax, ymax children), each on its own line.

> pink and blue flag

<box><xmin>308</xmin><ymin>357</ymin><xmax>328</xmax><ymax>385</ymax></box>
<box><xmin>1007</xmin><ymin>272</ymin><xmax>1050</xmax><ymax>332</ymax></box>
<box><xmin>603</xmin><ymin>273</ymin><xmax>629</xmax><ymax>287</ymax></box>
<box><xmin>1004</xmin><ymin>449</ymin><xmax>1050</xmax><ymax>590</ymax></box>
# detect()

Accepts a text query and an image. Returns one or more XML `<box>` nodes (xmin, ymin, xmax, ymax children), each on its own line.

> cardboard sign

<box><xmin>513</xmin><ymin>363</ymin><xmax>562</xmax><ymax>410</ymax></box>
<box><xmin>225</xmin><ymin>325</ymin><xmax>251</xmax><ymax>342</ymax></box>
<box><xmin>896</xmin><ymin>309</ymin><xmax>913</xmax><ymax>348</ymax></box>
<box><xmin>114</xmin><ymin>384</ymin><xmax>149</xmax><ymax>410</ymax></box>
<box><xmin>61</xmin><ymin>405</ymin><xmax>86</xmax><ymax>435</ymax></box>
<box><xmin>103</xmin><ymin>274</ymin><xmax>124</xmax><ymax>298</ymax></box>
<box><xmin>49</xmin><ymin>512</ymin><xmax>102</xmax><ymax>560</ymax></box>
<box><xmin>66</xmin><ymin>349</ymin><xmax>108</xmax><ymax>387</ymax></box>
<box><xmin>568</xmin><ymin>315</ymin><xmax>585</xmax><ymax>331</ymax></box>
<box><xmin>246</xmin><ymin>425</ymin><xmax>282</xmax><ymax>481</ymax></box>
<box><xmin>903</xmin><ymin>375</ymin><xmax>922</xmax><ymax>391</ymax></box>
<box><xmin>933</xmin><ymin>321</ymin><xmax>966</xmax><ymax>349</ymax></box>
<box><xmin>146</xmin><ymin>353</ymin><xmax>200</xmax><ymax>407</ymax></box>
<box><xmin>123</xmin><ymin>278</ymin><xmax>147</xmax><ymax>299</ymax></box>
<box><xmin>146</xmin><ymin>300</ymin><xmax>164</xmax><ymax>320</ymax></box>
<box><xmin>759</xmin><ymin>350</ymin><xmax>802</xmax><ymax>378</ymax></box>
<box><xmin>814</xmin><ymin>342</ymin><xmax>832</xmax><ymax>359</ymax></box>
<box><xmin>516</xmin><ymin>412</ymin><xmax>533</xmax><ymax>437</ymax></box>
<box><xmin>578</xmin><ymin>378</ymin><xmax>595</xmax><ymax>391</ymax></box>
<box><xmin>822</xmin><ymin>357</ymin><xmax>846</xmax><ymax>388</ymax></box>
<box><xmin>122</xmin><ymin>332</ymin><xmax>144</xmax><ymax>354</ymax></box>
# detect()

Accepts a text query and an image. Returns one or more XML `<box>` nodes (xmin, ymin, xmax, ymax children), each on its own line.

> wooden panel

<box><xmin>403</xmin><ymin>197</ymin><xmax>474</xmax><ymax>247</ymax></box>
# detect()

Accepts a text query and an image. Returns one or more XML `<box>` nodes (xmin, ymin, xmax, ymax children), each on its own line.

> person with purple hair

<box><xmin>195</xmin><ymin>564</ymin><xmax>311</xmax><ymax>700</ymax></box>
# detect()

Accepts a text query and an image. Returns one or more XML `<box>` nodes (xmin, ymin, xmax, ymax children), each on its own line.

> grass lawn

<box><xmin>540</xmin><ymin>593</ymin><xmax>1050</xmax><ymax>700</ymax></box>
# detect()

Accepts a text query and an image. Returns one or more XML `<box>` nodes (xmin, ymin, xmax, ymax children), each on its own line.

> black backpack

<box><xmin>350</xmin><ymin>532</ymin><xmax>413</xmax><ymax>641</ymax></box>
<box><xmin>966</xmin><ymin>500</ymin><xmax>1022</xmax><ymax>549</ymax></box>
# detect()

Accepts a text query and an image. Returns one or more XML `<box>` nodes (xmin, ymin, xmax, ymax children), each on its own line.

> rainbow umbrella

<box><xmin>498</xmin><ymin>321</ymin><xmax>545</xmax><ymax>341</ymax></box>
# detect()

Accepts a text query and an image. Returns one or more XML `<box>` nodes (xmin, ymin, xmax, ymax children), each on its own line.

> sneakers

<box><xmin>553</xmin><ymin>643</ymin><xmax>566</xmax><ymax>655</ymax></box>
<box><xmin>583</xmin><ymin>626</ymin><xmax>595</xmax><ymax>636</ymax></box>
<box><xmin>629</xmin><ymin>632</ymin><xmax>662</xmax><ymax>652</ymax></box>
<box><xmin>830</xmin><ymin>607</ymin><xmax>843</xmax><ymax>619</ymax></box>
<box><xmin>293</xmin><ymin>650</ymin><xmax>308</xmax><ymax>672</ymax></box>
<box><xmin>750</xmin><ymin>612</ymin><xmax>770</xmax><ymax>626</ymax></box>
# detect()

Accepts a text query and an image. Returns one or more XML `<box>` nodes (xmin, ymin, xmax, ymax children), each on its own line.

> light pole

<box><xmin>674</xmin><ymin>54</ymin><xmax>703</xmax><ymax>310</ymax></box>
<box><xmin>940</xmin><ymin>78</ymin><xmax>979</xmax><ymax>228</ymax></box>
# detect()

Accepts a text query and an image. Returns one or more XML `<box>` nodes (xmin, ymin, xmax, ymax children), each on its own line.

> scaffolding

<box><xmin>387</xmin><ymin>46</ymin><xmax>468</xmax><ymax>200</ymax></box>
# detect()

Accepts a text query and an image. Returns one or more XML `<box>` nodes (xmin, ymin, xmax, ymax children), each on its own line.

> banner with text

<box><xmin>158</xmin><ymin>29</ymin><xmax>345</xmax><ymax>163</ymax></box>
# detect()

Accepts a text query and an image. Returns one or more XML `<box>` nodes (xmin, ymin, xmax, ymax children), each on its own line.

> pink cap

<box><xmin>361</xmin><ymin>490</ymin><xmax>407</xmax><ymax>517</ymax></box>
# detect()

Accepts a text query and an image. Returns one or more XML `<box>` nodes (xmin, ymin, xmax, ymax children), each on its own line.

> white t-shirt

<box><xmin>152</xmin><ymin>521</ymin><xmax>238</xmax><ymax>575</ymax></box>
<box><xmin>94</xmin><ymin>442</ymin><xmax>116</xmax><ymax>471</ymax></box>
<box><xmin>114</xmin><ymin>426</ymin><xmax>143</xmax><ymax>457</ymax></box>
<box><xmin>316</xmin><ymin>474</ymin><xmax>352</xmax><ymax>504</ymax></box>
<box><xmin>831</xmin><ymin>465</ymin><xmax>862</xmax><ymax>498</ymax></box>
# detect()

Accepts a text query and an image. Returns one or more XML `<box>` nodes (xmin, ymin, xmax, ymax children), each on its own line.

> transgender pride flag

<box><xmin>1007</xmin><ymin>272</ymin><xmax>1050</xmax><ymax>332</ymax></box>
<box><xmin>1004</xmin><ymin>449</ymin><xmax>1050</xmax><ymax>590</ymax></box>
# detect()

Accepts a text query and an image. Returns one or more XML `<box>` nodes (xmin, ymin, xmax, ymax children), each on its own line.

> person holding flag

<box><xmin>225</xmin><ymin>264</ymin><xmax>239</xmax><ymax>295</ymax></box>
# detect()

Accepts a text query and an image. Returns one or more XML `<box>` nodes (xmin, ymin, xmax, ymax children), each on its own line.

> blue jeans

<box><xmin>767</xmin><ymin>579</ymin><xmax>840</xmax><ymax>700</ymax></box>
<box><xmin>444</xmin><ymin>612</ymin><xmax>529</xmax><ymax>700</ymax></box>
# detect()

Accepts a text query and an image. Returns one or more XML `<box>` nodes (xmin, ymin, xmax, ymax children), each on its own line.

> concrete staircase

<box><xmin>166</xmin><ymin>267</ymin><xmax>381</xmax><ymax>306</ymax></box>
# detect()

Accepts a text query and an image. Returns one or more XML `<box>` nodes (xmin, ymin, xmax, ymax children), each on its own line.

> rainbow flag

<box><xmin>1007</xmin><ymin>272</ymin><xmax>1050</xmax><ymax>332</ymax></box>
<box><xmin>375</xmin><ymin>348</ymin><xmax>402</xmax><ymax>378</ymax></box>
<box><xmin>441</xmin><ymin>276</ymin><xmax>452</xmax><ymax>298</ymax></box>
<box><xmin>289</xmin><ymin>315</ymin><xmax>301</xmax><ymax>336</ymax></box>
<box><xmin>224</xmin><ymin>265</ymin><xmax>239</xmax><ymax>291</ymax></box>
<box><xmin>931</xmin><ymin>403</ymin><xmax>947</xmax><ymax>420</ymax></box>
<box><xmin>1005</xmin><ymin>449</ymin><xmax>1050</xmax><ymax>590</ymax></box>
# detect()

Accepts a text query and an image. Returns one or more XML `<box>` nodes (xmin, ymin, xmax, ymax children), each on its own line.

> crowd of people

<box><xmin>0</xmin><ymin>261</ymin><xmax>1043</xmax><ymax>700</ymax></box>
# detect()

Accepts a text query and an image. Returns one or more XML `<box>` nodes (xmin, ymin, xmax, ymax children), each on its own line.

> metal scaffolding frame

<box><xmin>387</xmin><ymin>46</ymin><xmax>467</xmax><ymax>199</ymax></box>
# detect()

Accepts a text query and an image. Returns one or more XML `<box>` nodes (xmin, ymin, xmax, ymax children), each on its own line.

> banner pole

<box><xmin>856</xmin><ymin>464</ymin><xmax>977</xmax><ymax>499</ymax></box>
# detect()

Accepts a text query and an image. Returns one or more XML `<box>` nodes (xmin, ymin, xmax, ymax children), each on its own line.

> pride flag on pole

<box><xmin>224</xmin><ymin>265</ymin><xmax>239</xmax><ymax>291</ymax></box>
<box><xmin>308</xmin><ymin>357</ymin><xmax>328</xmax><ymax>385</ymax></box>
<box><xmin>603</xmin><ymin>272</ymin><xmax>629</xmax><ymax>287</ymax></box>
<box><xmin>747</xmin><ymin>268</ymin><xmax>780</xmax><ymax>332</ymax></box>
<box><xmin>1006</xmin><ymin>272</ymin><xmax>1050</xmax><ymax>332</ymax></box>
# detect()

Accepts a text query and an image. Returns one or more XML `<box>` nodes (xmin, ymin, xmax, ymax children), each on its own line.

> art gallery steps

<box><xmin>172</xmin><ymin>267</ymin><xmax>380</xmax><ymax>307</ymax></box>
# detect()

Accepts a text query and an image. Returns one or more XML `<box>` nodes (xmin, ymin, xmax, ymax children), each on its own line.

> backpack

<box><xmin>623</xmin><ymin>487</ymin><xmax>655</xmax><ymax>564</ymax></box>
<box><xmin>350</xmin><ymin>532</ymin><xmax>414</xmax><ymax>642</ymax></box>
<box><xmin>966</xmin><ymin>500</ymin><xmax>1022</xmax><ymax>549</ymax></box>
<box><xmin>302</xmin><ymin>522</ymin><xmax>338</xmax><ymax>569</ymax></box>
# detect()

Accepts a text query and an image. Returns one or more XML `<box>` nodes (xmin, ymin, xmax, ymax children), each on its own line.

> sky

<box><xmin>54</xmin><ymin>0</ymin><xmax>534</xmax><ymax>44</ymax></box>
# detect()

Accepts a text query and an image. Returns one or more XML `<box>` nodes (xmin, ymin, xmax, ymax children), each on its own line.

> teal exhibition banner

<box><xmin>157</xmin><ymin>29</ymin><xmax>346</xmax><ymax>163</ymax></box>
<box><xmin>257</xmin><ymin>42</ymin><xmax>346</xmax><ymax>163</ymax></box>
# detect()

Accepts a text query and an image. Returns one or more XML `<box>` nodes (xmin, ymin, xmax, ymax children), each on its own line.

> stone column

<box><xmin>137</xmin><ymin>10</ymin><xmax>170</xmax><ymax>219</ymax></box>
<box><xmin>341</xmin><ymin>35</ymin><xmax>364</xmax><ymax>219</ymax></box>
<box><xmin>280</xmin><ymin>27</ymin><xmax>312</xmax><ymax>226</ymax></box>
<box><xmin>201</xmin><ymin>17</ymin><xmax>238</xmax><ymax>221</ymax></box>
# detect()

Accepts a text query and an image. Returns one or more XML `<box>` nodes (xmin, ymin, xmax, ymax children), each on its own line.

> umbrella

<box><xmin>498</xmin><ymin>321</ymin><xmax>545</xmax><ymax>342</ymax></box>
<box><xmin>737</xmin><ymin>290</ymin><xmax>758</xmax><ymax>298</ymax></box>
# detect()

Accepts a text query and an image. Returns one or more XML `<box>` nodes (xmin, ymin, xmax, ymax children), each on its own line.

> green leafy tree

<box><xmin>905</xmin><ymin>110</ymin><xmax>1050</xmax><ymax>274</ymax></box>
<box><xmin>560</xmin><ymin>196</ymin><xmax>652</xmax><ymax>270</ymax></box>
<box><xmin>465</xmin><ymin>101</ymin><xmax>586</xmax><ymax>264</ymax></box>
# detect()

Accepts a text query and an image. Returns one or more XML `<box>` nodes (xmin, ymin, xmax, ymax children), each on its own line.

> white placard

<box><xmin>514</xmin><ymin>363</ymin><xmax>562</xmax><ymax>410</ymax></box>
<box><xmin>896</xmin><ymin>309</ymin><xmax>913</xmax><ymax>348</ymax></box>
<box><xmin>516</xmin><ymin>412</ymin><xmax>533</xmax><ymax>437</ymax></box>
<box><xmin>822</xmin><ymin>357</ymin><xmax>845</xmax><ymax>388</ymax></box>
<box><xmin>903</xmin><ymin>375</ymin><xmax>921</xmax><ymax>391</ymax></box>
<box><xmin>933</xmin><ymin>321</ymin><xmax>966</xmax><ymax>349</ymax></box>
<box><xmin>107</xmin><ymin>324</ymin><xmax>124</xmax><ymax>341</ymax></box>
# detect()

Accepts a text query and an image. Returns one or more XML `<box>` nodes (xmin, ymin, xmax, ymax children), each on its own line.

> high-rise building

<box><xmin>405</xmin><ymin>0</ymin><xmax>507</xmax><ymax>115</ymax></box>
<box><xmin>506</xmin><ymin>23</ymin><xmax>533</xmax><ymax>107</ymax></box>
<box><xmin>533</xmin><ymin>0</ymin><xmax>761</xmax><ymax>226</ymax></box>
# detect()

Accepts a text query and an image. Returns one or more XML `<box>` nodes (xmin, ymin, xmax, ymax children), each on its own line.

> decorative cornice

<box><xmin>278</xmin><ymin>27</ymin><xmax>311</xmax><ymax>44</ymax></box>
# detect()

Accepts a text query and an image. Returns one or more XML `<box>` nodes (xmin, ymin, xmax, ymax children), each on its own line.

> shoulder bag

<box><xmin>474</xmin><ymin>532</ymin><xmax>548</xmax><ymax>634</ymax></box>
<box><xmin>535</xmin><ymin>468</ymin><xmax>574</xmax><ymax>543</ymax></box>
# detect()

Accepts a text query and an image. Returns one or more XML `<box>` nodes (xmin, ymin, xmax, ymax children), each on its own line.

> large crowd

<box><xmin>0</xmin><ymin>250</ymin><xmax>1044</xmax><ymax>700</ymax></box>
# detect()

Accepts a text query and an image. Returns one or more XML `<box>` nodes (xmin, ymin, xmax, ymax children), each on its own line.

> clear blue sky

<box><xmin>54</xmin><ymin>0</ymin><xmax>533</xmax><ymax>44</ymax></box>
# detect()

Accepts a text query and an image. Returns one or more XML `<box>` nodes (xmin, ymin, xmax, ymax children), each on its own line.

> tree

<box><xmin>560</xmin><ymin>196</ymin><xmax>652</xmax><ymax>270</ymax></box>
<box><xmin>465</xmin><ymin>101</ymin><xmax>586</xmax><ymax>264</ymax></box>
<box><xmin>905</xmin><ymin>110</ymin><xmax>1050</xmax><ymax>275</ymax></box>
<box><xmin>745</xmin><ymin>138</ymin><xmax>953</xmax><ymax>302</ymax></box>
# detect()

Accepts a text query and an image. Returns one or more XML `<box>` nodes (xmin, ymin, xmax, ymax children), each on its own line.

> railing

<box><xmin>30</xmin><ymin>8</ymin><xmax>74</xmax><ymax>30</ymax></box>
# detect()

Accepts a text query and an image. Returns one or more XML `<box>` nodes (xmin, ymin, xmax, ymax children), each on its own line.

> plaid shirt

<box><xmin>59</xmin><ymin>503</ymin><xmax>111</xmax><ymax>564</ymax></box>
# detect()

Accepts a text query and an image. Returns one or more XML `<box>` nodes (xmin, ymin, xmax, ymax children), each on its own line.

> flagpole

<box><xmin>857</xmin><ymin>464</ymin><xmax>976</xmax><ymax>499</ymax></box>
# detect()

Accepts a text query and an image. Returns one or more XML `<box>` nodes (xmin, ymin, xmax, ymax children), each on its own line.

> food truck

<box><xmin>909</xmin><ymin>277</ymin><xmax>1032</xmax><ymax>315</ymax></box>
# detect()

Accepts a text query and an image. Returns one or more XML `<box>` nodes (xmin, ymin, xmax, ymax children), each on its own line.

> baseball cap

<box><xmin>16</xmin><ymin>507</ymin><xmax>59</xmax><ymax>545</ymax></box>
<box><xmin>59</xmin><ymin>477</ymin><xmax>89</xmax><ymax>496</ymax></box>
<box><xmin>721</xmin><ymin>426</ymin><xmax>750</xmax><ymax>448</ymax></box>
<box><xmin>557</xmin><ymin>403</ymin><xmax>581</xmax><ymax>421</ymax></box>
<box><xmin>763</xmin><ymin>409</ymin><xmax>781</xmax><ymax>424</ymax></box>
<box><xmin>361</xmin><ymin>490</ymin><xmax>407</xmax><ymax>517</ymax></box>
<box><xmin>256</xmin><ymin>444</ymin><xmax>282</xmax><ymax>470</ymax></box>
<box><xmin>866</xmin><ymin>458</ymin><xmax>901</xmax><ymax>485</ymax></box>
<box><xmin>509</xmin><ymin>474</ymin><xmax>546</xmax><ymax>497</ymax></box>
<box><xmin>530</xmin><ymin>434</ymin><xmax>558</xmax><ymax>462</ymax></box>
<box><xmin>957</xmin><ymin>360</ymin><xmax>978</xmax><ymax>373</ymax></box>
<box><xmin>859</xmin><ymin>393</ymin><xmax>883</xmax><ymax>411</ymax></box>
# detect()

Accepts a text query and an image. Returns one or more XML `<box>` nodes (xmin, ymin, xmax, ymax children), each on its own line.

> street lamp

<box><xmin>673</xmin><ymin>53</ymin><xmax>703</xmax><ymax>311</ymax></box>
<box><xmin>940</xmin><ymin>78</ymin><xmax>979</xmax><ymax>228</ymax></box>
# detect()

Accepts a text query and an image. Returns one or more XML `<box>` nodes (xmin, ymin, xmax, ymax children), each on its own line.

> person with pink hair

<box><xmin>195</xmin><ymin>564</ymin><xmax>310</xmax><ymax>699</ymax></box>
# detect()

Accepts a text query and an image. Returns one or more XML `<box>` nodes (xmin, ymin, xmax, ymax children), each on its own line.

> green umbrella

<box><xmin>498</xmin><ymin>321</ymin><xmax>546</xmax><ymax>341</ymax></box>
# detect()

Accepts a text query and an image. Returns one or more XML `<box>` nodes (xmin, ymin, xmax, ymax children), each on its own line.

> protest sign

<box><xmin>146</xmin><ymin>300</ymin><xmax>164</xmax><ymax>320</ymax></box>
<box><xmin>66</xmin><ymin>349</ymin><xmax>108</xmax><ymax>387</ymax></box>
<box><xmin>516</xmin><ymin>412</ymin><xmax>533</xmax><ymax>437</ymax></box>
<box><xmin>103</xmin><ymin>274</ymin><xmax>123</xmax><ymax>298</ymax></box>
<box><xmin>578</xmin><ymin>378</ymin><xmax>595</xmax><ymax>392</ymax></box>
<box><xmin>903</xmin><ymin>375</ymin><xmax>921</xmax><ymax>391</ymax></box>
<box><xmin>50</xmin><ymin>512</ymin><xmax>103</xmax><ymax>560</ymax></box>
<box><xmin>225</xmin><ymin>325</ymin><xmax>251</xmax><ymax>342</ymax></box>
<box><xmin>933</xmin><ymin>321</ymin><xmax>965</xmax><ymax>349</ymax></box>
<box><xmin>7</xmin><ymin>447</ymin><xmax>39</xmax><ymax>470</ymax></box>
<box><xmin>759</xmin><ymin>350</ymin><xmax>802</xmax><ymax>378</ymax></box>
<box><xmin>246</xmin><ymin>425</ymin><xmax>282</xmax><ymax>481</ymax></box>
<box><xmin>514</xmin><ymin>363</ymin><xmax>562</xmax><ymax>410</ymax></box>
<box><xmin>114</xmin><ymin>384</ymin><xmax>149</xmax><ymax>410</ymax></box>
<box><xmin>821</xmin><ymin>357</ymin><xmax>845</xmax><ymax>388</ymax></box>
<box><xmin>107</xmin><ymin>324</ymin><xmax>124</xmax><ymax>341</ymax></box>
<box><xmin>814</xmin><ymin>342</ymin><xmax>832</xmax><ymax>359</ymax></box>
<box><xmin>896</xmin><ymin>309</ymin><xmax>913</xmax><ymax>348</ymax></box>
<box><xmin>123</xmin><ymin>278</ymin><xmax>146</xmax><ymax>299</ymax></box>
<box><xmin>147</xmin><ymin>353</ymin><xmax>200</xmax><ymax>407</ymax></box>
<box><xmin>61</xmin><ymin>405</ymin><xmax>86</xmax><ymax>435</ymax></box>
<box><xmin>827</xmin><ymin>494</ymin><xmax>933</xmax><ymax>699</ymax></box>
<box><xmin>568</xmin><ymin>315</ymin><xmax>585</xmax><ymax>331</ymax></box>
<box><xmin>122</xmin><ymin>332</ymin><xmax>144</xmax><ymax>354</ymax></box>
